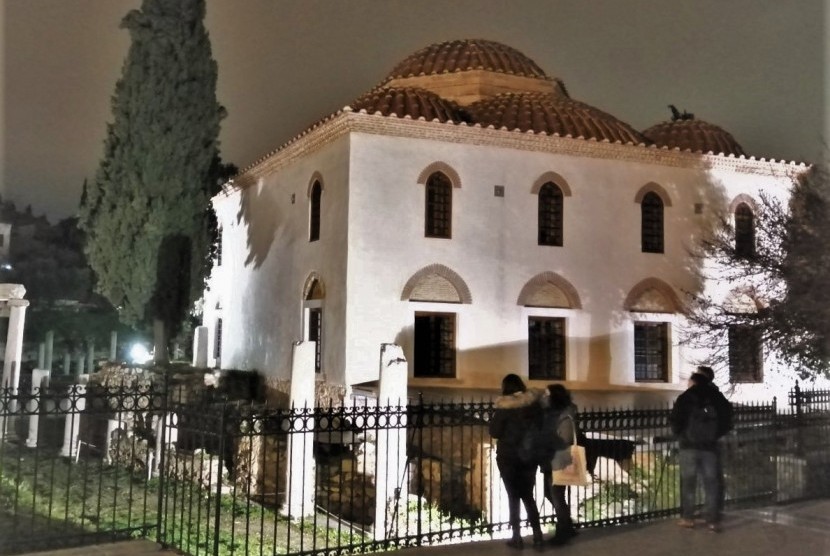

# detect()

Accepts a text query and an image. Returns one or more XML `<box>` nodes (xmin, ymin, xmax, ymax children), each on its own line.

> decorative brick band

<box><xmin>633</xmin><ymin>182</ymin><xmax>673</xmax><ymax>207</ymax></box>
<box><xmin>416</xmin><ymin>162</ymin><xmax>462</xmax><ymax>188</ymax></box>
<box><xmin>303</xmin><ymin>272</ymin><xmax>326</xmax><ymax>300</ymax></box>
<box><xmin>530</xmin><ymin>171</ymin><xmax>572</xmax><ymax>196</ymax></box>
<box><xmin>307</xmin><ymin>171</ymin><xmax>325</xmax><ymax>197</ymax></box>
<box><xmin>623</xmin><ymin>277</ymin><xmax>683</xmax><ymax>313</ymax></box>
<box><xmin>516</xmin><ymin>272</ymin><xmax>581</xmax><ymax>308</ymax></box>
<box><xmin>728</xmin><ymin>193</ymin><xmax>758</xmax><ymax>214</ymax></box>
<box><xmin>401</xmin><ymin>264</ymin><xmax>472</xmax><ymax>304</ymax></box>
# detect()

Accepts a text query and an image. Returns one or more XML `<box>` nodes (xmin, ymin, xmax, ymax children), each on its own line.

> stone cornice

<box><xmin>223</xmin><ymin>111</ymin><xmax>809</xmax><ymax>195</ymax></box>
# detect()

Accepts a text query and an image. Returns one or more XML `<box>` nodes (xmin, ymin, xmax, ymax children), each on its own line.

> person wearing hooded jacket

<box><xmin>670</xmin><ymin>367</ymin><xmax>733</xmax><ymax>531</ymax></box>
<box><xmin>489</xmin><ymin>374</ymin><xmax>545</xmax><ymax>549</ymax></box>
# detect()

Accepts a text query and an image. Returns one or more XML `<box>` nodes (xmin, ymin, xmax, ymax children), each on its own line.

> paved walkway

<box><xmin>20</xmin><ymin>499</ymin><xmax>830</xmax><ymax>556</ymax></box>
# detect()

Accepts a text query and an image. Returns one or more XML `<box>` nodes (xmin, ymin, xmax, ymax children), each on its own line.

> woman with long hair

<box><xmin>540</xmin><ymin>384</ymin><xmax>579</xmax><ymax>546</ymax></box>
<box><xmin>489</xmin><ymin>373</ymin><xmax>544</xmax><ymax>549</ymax></box>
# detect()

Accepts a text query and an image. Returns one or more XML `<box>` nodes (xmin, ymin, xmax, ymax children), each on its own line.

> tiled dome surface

<box><xmin>350</xmin><ymin>86</ymin><xmax>467</xmax><ymax>123</ymax></box>
<box><xmin>643</xmin><ymin>118</ymin><xmax>745</xmax><ymax>156</ymax></box>
<box><xmin>386</xmin><ymin>39</ymin><xmax>549</xmax><ymax>80</ymax></box>
<box><xmin>466</xmin><ymin>92</ymin><xmax>647</xmax><ymax>144</ymax></box>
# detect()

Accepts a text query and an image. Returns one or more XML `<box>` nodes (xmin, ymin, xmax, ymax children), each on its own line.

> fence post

<box><xmin>156</xmin><ymin>373</ymin><xmax>169</xmax><ymax>545</ymax></box>
<box><xmin>793</xmin><ymin>381</ymin><xmax>804</xmax><ymax>456</ymax></box>
<box><xmin>416</xmin><ymin>393</ymin><xmax>424</xmax><ymax>544</ymax></box>
<box><xmin>213</xmin><ymin>402</ymin><xmax>226</xmax><ymax>556</ymax></box>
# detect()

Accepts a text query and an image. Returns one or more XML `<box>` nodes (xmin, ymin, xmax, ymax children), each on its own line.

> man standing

<box><xmin>670</xmin><ymin>367</ymin><xmax>733</xmax><ymax>531</ymax></box>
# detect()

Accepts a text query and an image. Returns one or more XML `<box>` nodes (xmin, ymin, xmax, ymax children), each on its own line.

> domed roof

<box><xmin>386</xmin><ymin>39</ymin><xmax>549</xmax><ymax>80</ymax></box>
<box><xmin>466</xmin><ymin>91</ymin><xmax>647</xmax><ymax>144</ymax></box>
<box><xmin>349</xmin><ymin>86</ymin><xmax>467</xmax><ymax>123</ymax></box>
<box><xmin>643</xmin><ymin>107</ymin><xmax>745</xmax><ymax>156</ymax></box>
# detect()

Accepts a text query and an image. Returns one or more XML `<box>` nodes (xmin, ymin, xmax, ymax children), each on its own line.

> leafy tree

<box><xmin>684</xmin><ymin>163</ymin><xmax>830</xmax><ymax>378</ymax></box>
<box><xmin>79</xmin><ymin>0</ymin><xmax>228</xmax><ymax>362</ymax></box>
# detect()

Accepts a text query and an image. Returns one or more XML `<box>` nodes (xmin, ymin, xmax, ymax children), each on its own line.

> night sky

<box><xmin>1</xmin><ymin>0</ymin><xmax>826</xmax><ymax>222</ymax></box>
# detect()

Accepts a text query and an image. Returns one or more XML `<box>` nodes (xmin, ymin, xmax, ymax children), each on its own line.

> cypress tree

<box><xmin>79</xmin><ymin>0</ymin><xmax>226</xmax><ymax>362</ymax></box>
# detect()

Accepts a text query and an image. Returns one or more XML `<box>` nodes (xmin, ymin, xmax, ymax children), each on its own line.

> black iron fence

<box><xmin>0</xmin><ymin>378</ymin><xmax>828</xmax><ymax>556</ymax></box>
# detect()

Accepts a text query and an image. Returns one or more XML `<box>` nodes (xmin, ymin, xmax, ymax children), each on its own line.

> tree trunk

<box><xmin>153</xmin><ymin>318</ymin><xmax>169</xmax><ymax>364</ymax></box>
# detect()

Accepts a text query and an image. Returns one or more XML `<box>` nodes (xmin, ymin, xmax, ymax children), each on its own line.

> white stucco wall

<box><xmin>203</xmin><ymin>113</ymin><xmax>810</xmax><ymax>403</ymax></box>
<box><xmin>343</xmin><ymin>131</ymin><xmax>798</xmax><ymax>393</ymax></box>
<box><xmin>203</xmin><ymin>135</ymin><xmax>351</xmax><ymax>384</ymax></box>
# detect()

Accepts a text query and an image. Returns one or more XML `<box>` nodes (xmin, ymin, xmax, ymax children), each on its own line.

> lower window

<box><xmin>414</xmin><ymin>312</ymin><xmax>456</xmax><ymax>378</ymax></box>
<box><xmin>728</xmin><ymin>325</ymin><xmax>762</xmax><ymax>383</ymax></box>
<box><xmin>634</xmin><ymin>322</ymin><xmax>669</xmax><ymax>382</ymax></box>
<box><xmin>528</xmin><ymin>317</ymin><xmax>566</xmax><ymax>380</ymax></box>
<box><xmin>308</xmin><ymin>308</ymin><xmax>322</xmax><ymax>374</ymax></box>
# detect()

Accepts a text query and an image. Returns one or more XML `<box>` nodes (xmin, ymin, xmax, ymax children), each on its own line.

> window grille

<box><xmin>538</xmin><ymin>182</ymin><xmax>563</xmax><ymax>246</ymax></box>
<box><xmin>729</xmin><ymin>324</ymin><xmax>763</xmax><ymax>383</ymax></box>
<box><xmin>309</xmin><ymin>308</ymin><xmax>323</xmax><ymax>373</ymax></box>
<box><xmin>425</xmin><ymin>173</ymin><xmax>452</xmax><ymax>238</ymax></box>
<box><xmin>734</xmin><ymin>203</ymin><xmax>755</xmax><ymax>258</ymax></box>
<box><xmin>528</xmin><ymin>316</ymin><xmax>566</xmax><ymax>380</ymax></box>
<box><xmin>634</xmin><ymin>321</ymin><xmax>668</xmax><ymax>381</ymax></box>
<box><xmin>414</xmin><ymin>312</ymin><xmax>456</xmax><ymax>377</ymax></box>
<box><xmin>309</xmin><ymin>181</ymin><xmax>322</xmax><ymax>242</ymax></box>
<box><xmin>641</xmin><ymin>192</ymin><xmax>664</xmax><ymax>253</ymax></box>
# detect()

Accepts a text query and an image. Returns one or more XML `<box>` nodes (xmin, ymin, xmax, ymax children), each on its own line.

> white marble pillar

<box><xmin>45</xmin><ymin>331</ymin><xmax>54</xmax><ymax>371</ymax></box>
<box><xmin>77</xmin><ymin>354</ymin><xmax>85</xmax><ymax>377</ymax></box>
<box><xmin>2</xmin><ymin>299</ymin><xmax>28</xmax><ymax>394</ymax></box>
<box><xmin>63</xmin><ymin>352</ymin><xmax>71</xmax><ymax>375</ymax></box>
<box><xmin>110</xmin><ymin>331</ymin><xmax>117</xmax><ymax>361</ymax></box>
<box><xmin>26</xmin><ymin>369</ymin><xmax>51</xmax><ymax>448</ymax></box>
<box><xmin>282</xmin><ymin>340</ymin><xmax>316</xmax><ymax>519</ymax></box>
<box><xmin>153</xmin><ymin>412</ymin><xmax>178</xmax><ymax>475</ymax></box>
<box><xmin>37</xmin><ymin>343</ymin><xmax>45</xmax><ymax>369</ymax></box>
<box><xmin>192</xmin><ymin>326</ymin><xmax>208</xmax><ymax>367</ymax></box>
<box><xmin>374</xmin><ymin>344</ymin><xmax>409</xmax><ymax>540</ymax></box>
<box><xmin>59</xmin><ymin>376</ymin><xmax>88</xmax><ymax>458</ymax></box>
<box><xmin>86</xmin><ymin>342</ymin><xmax>95</xmax><ymax>373</ymax></box>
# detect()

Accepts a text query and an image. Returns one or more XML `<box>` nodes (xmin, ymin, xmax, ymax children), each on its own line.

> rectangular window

<box><xmin>216</xmin><ymin>229</ymin><xmax>223</xmax><ymax>266</ymax></box>
<box><xmin>414</xmin><ymin>312</ymin><xmax>456</xmax><ymax>378</ymax></box>
<box><xmin>214</xmin><ymin>318</ymin><xmax>223</xmax><ymax>363</ymax></box>
<box><xmin>528</xmin><ymin>317</ymin><xmax>566</xmax><ymax>380</ymax></box>
<box><xmin>309</xmin><ymin>308</ymin><xmax>322</xmax><ymax>374</ymax></box>
<box><xmin>729</xmin><ymin>325</ymin><xmax>762</xmax><ymax>383</ymax></box>
<box><xmin>634</xmin><ymin>322</ymin><xmax>669</xmax><ymax>382</ymax></box>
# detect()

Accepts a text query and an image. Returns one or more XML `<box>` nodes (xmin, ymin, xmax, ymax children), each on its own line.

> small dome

<box><xmin>386</xmin><ymin>39</ymin><xmax>549</xmax><ymax>80</ymax></box>
<box><xmin>349</xmin><ymin>86</ymin><xmax>467</xmax><ymax>123</ymax></box>
<box><xmin>466</xmin><ymin>92</ymin><xmax>647</xmax><ymax>144</ymax></box>
<box><xmin>643</xmin><ymin>109</ymin><xmax>745</xmax><ymax>156</ymax></box>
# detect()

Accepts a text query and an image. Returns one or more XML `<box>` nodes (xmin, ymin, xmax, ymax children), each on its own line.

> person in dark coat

<box><xmin>539</xmin><ymin>384</ymin><xmax>580</xmax><ymax>546</ymax></box>
<box><xmin>489</xmin><ymin>374</ymin><xmax>544</xmax><ymax>549</ymax></box>
<box><xmin>670</xmin><ymin>367</ymin><xmax>733</xmax><ymax>531</ymax></box>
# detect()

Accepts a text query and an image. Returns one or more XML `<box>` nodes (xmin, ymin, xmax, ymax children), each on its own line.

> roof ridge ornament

<box><xmin>668</xmin><ymin>104</ymin><xmax>695</xmax><ymax>121</ymax></box>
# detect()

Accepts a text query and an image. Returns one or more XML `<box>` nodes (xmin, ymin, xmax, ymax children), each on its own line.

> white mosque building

<box><xmin>200</xmin><ymin>39</ymin><xmax>809</xmax><ymax>403</ymax></box>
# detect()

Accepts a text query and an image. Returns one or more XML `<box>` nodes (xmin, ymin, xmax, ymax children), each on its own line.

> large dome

<box><xmin>386</xmin><ymin>39</ymin><xmax>549</xmax><ymax>80</ymax></box>
<box><xmin>466</xmin><ymin>92</ymin><xmax>648</xmax><ymax>144</ymax></box>
<box><xmin>349</xmin><ymin>86</ymin><xmax>467</xmax><ymax>123</ymax></box>
<box><xmin>643</xmin><ymin>110</ymin><xmax>745</xmax><ymax>156</ymax></box>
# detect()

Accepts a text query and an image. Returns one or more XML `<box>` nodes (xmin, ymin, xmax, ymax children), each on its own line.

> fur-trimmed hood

<box><xmin>494</xmin><ymin>388</ymin><xmax>544</xmax><ymax>409</ymax></box>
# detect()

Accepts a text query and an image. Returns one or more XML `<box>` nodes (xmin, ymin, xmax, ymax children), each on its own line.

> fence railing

<box><xmin>0</xmin><ymin>379</ymin><xmax>828</xmax><ymax>556</ymax></box>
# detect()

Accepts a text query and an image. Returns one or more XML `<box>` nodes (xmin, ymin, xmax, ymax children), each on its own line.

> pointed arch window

<box><xmin>734</xmin><ymin>203</ymin><xmax>755</xmax><ymax>258</ymax></box>
<box><xmin>309</xmin><ymin>180</ymin><xmax>322</xmax><ymax>242</ymax></box>
<box><xmin>641</xmin><ymin>192</ymin><xmax>664</xmax><ymax>253</ymax></box>
<box><xmin>538</xmin><ymin>182</ymin><xmax>563</xmax><ymax>246</ymax></box>
<box><xmin>304</xmin><ymin>277</ymin><xmax>325</xmax><ymax>374</ymax></box>
<box><xmin>425</xmin><ymin>172</ymin><xmax>452</xmax><ymax>238</ymax></box>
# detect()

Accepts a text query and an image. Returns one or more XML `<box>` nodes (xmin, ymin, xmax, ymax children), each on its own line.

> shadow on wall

<box><xmin>234</xmin><ymin>177</ymin><xmax>280</xmax><ymax>270</ymax></box>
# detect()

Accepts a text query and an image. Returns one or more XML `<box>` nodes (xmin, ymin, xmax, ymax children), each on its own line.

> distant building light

<box><xmin>129</xmin><ymin>343</ymin><xmax>153</xmax><ymax>365</ymax></box>
<box><xmin>1</xmin><ymin>264</ymin><xmax>12</xmax><ymax>271</ymax></box>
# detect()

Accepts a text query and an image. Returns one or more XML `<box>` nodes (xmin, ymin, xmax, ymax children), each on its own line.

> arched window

<box><xmin>734</xmin><ymin>203</ymin><xmax>755</xmax><ymax>258</ymax></box>
<box><xmin>641</xmin><ymin>192</ymin><xmax>664</xmax><ymax>253</ymax></box>
<box><xmin>309</xmin><ymin>180</ymin><xmax>322</xmax><ymax>242</ymax></box>
<box><xmin>425</xmin><ymin>172</ymin><xmax>452</xmax><ymax>238</ymax></box>
<box><xmin>538</xmin><ymin>182</ymin><xmax>563</xmax><ymax>246</ymax></box>
<box><xmin>304</xmin><ymin>276</ymin><xmax>325</xmax><ymax>374</ymax></box>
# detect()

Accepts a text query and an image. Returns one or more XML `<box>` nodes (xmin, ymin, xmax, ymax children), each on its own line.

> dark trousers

<box><xmin>679</xmin><ymin>448</ymin><xmax>721</xmax><ymax>524</ymax></box>
<box><xmin>542</xmin><ymin>470</ymin><xmax>573</xmax><ymax>533</ymax></box>
<box><xmin>497</xmin><ymin>456</ymin><xmax>541</xmax><ymax>539</ymax></box>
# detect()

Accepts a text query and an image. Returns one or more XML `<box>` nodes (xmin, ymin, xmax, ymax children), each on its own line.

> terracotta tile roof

<box><xmin>466</xmin><ymin>91</ymin><xmax>648</xmax><ymax>145</ymax></box>
<box><xmin>385</xmin><ymin>39</ymin><xmax>549</xmax><ymax>80</ymax></box>
<box><xmin>350</xmin><ymin>87</ymin><xmax>468</xmax><ymax>123</ymax></box>
<box><xmin>643</xmin><ymin>118</ymin><xmax>746</xmax><ymax>156</ymax></box>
